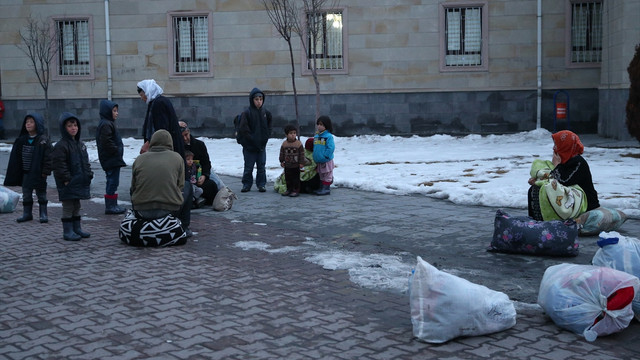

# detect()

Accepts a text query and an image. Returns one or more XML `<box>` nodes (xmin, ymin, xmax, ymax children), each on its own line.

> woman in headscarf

<box><xmin>136</xmin><ymin>79</ymin><xmax>185</xmax><ymax>159</ymax></box>
<box><xmin>527</xmin><ymin>130</ymin><xmax>600</xmax><ymax>220</ymax></box>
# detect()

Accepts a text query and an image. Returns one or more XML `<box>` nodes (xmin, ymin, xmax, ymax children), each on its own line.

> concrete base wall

<box><xmin>0</xmin><ymin>89</ymin><xmax>599</xmax><ymax>141</ymax></box>
<box><xmin>599</xmin><ymin>88</ymin><xmax>635</xmax><ymax>141</ymax></box>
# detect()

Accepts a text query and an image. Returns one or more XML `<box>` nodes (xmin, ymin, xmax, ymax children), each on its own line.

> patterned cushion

<box><xmin>489</xmin><ymin>209</ymin><xmax>579</xmax><ymax>257</ymax></box>
<box><xmin>576</xmin><ymin>207</ymin><xmax>627</xmax><ymax>236</ymax></box>
<box><xmin>119</xmin><ymin>209</ymin><xmax>187</xmax><ymax>247</ymax></box>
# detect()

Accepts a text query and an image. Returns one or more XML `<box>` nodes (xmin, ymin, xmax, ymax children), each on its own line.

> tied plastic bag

<box><xmin>537</xmin><ymin>263</ymin><xmax>639</xmax><ymax>341</ymax></box>
<box><xmin>0</xmin><ymin>186</ymin><xmax>21</xmax><ymax>213</ymax></box>
<box><xmin>213</xmin><ymin>186</ymin><xmax>237</xmax><ymax>211</ymax></box>
<box><xmin>592</xmin><ymin>232</ymin><xmax>640</xmax><ymax>321</ymax></box>
<box><xmin>408</xmin><ymin>256</ymin><xmax>517</xmax><ymax>343</ymax></box>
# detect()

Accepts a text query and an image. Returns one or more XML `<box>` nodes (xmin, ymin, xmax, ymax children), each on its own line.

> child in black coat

<box><xmin>3</xmin><ymin>113</ymin><xmax>53</xmax><ymax>223</ymax></box>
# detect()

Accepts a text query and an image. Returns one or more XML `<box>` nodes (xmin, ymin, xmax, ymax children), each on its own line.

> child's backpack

<box><xmin>233</xmin><ymin>109</ymin><xmax>248</xmax><ymax>144</ymax></box>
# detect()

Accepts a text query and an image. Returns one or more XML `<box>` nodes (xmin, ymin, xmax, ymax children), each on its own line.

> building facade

<box><xmin>0</xmin><ymin>0</ymin><xmax>638</xmax><ymax>140</ymax></box>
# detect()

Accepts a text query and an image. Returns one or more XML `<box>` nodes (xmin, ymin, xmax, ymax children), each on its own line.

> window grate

<box><xmin>445</xmin><ymin>7</ymin><xmax>482</xmax><ymax>67</ymax></box>
<box><xmin>173</xmin><ymin>15</ymin><xmax>209</xmax><ymax>73</ymax></box>
<box><xmin>307</xmin><ymin>11</ymin><xmax>343</xmax><ymax>70</ymax></box>
<box><xmin>57</xmin><ymin>20</ymin><xmax>90</xmax><ymax>76</ymax></box>
<box><xmin>571</xmin><ymin>1</ymin><xmax>602</xmax><ymax>63</ymax></box>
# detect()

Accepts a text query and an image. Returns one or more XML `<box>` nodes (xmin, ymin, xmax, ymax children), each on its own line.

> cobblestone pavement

<box><xmin>1</xmin><ymin>137</ymin><xmax>640</xmax><ymax>359</ymax></box>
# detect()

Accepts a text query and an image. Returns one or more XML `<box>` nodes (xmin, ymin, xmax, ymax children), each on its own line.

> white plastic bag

<box><xmin>0</xmin><ymin>186</ymin><xmax>21</xmax><ymax>213</ymax></box>
<box><xmin>537</xmin><ymin>263</ymin><xmax>639</xmax><ymax>341</ymax></box>
<box><xmin>408</xmin><ymin>256</ymin><xmax>517</xmax><ymax>343</ymax></box>
<box><xmin>592</xmin><ymin>232</ymin><xmax>640</xmax><ymax>321</ymax></box>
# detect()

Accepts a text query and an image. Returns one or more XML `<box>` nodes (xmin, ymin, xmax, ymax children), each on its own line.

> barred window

<box><xmin>56</xmin><ymin>19</ymin><xmax>91</xmax><ymax>76</ymax></box>
<box><xmin>570</xmin><ymin>1</ymin><xmax>602</xmax><ymax>63</ymax></box>
<box><xmin>445</xmin><ymin>7</ymin><xmax>482</xmax><ymax>67</ymax></box>
<box><xmin>172</xmin><ymin>15</ymin><xmax>210</xmax><ymax>73</ymax></box>
<box><xmin>306</xmin><ymin>11</ymin><xmax>344</xmax><ymax>71</ymax></box>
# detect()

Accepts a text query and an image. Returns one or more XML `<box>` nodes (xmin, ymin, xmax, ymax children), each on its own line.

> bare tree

<box><xmin>262</xmin><ymin>0</ymin><xmax>301</xmax><ymax>134</ymax></box>
<box><xmin>626</xmin><ymin>44</ymin><xmax>640</xmax><ymax>142</ymax></box>
<box><xmin>17</xmin><ymin>15</ymin><xmax>59</xmax><ymax>133</ymax></box>
<box><xmin>290</xmin><ymin>0</ymin><xmax>339</xmax><ymax>121</ymax></box>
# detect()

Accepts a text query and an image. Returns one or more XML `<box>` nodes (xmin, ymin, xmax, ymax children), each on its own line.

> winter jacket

<box><xmin>279</xmin><ymin>139</ymin><xmax>305</xmax><ymax>168</ymax></box>
<box><xmin>237</xmin><ymin>87</ymin><xmax>272</xmax><ymax>152</ymax></box>
<box><xmin>3</xmin><ymin>112</ymin><xmax>53</xmax><ymax>188</ymax></box>
<box><xmin>550</xmin><ymin>155</ymin><xmax>600</xmax><ymax>211</ymax></box>
<box><xmin>131</xmin><ymin>129</ymin><xmax>185</xmax><ymax>212</ymax></box>
<box><xmin>138</xmin><ymin>80</ymin><xmax>185</xmax><ymax>159</ymax></box>
<box><xmin>51</xmin><ymin>112</ymin><xmax>93</xmax><ymax>201</ymax></box>
<box><xmin>96</xmin><ymin>100</ymin><xmax>126</xmax><ymax>171</ymax></box>
<box><xmin>312</xmin><ymin>130</ymin><xmax>335</xmax><ymax>164</ymax></box>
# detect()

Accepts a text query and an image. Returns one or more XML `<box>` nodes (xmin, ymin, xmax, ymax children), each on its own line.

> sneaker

<box><xmin>289</xmin><ymin>192</ymin><xmax>299</xmax><ymax>197</ymax></box>
<box><xmin>258</xmin><ymin>187</ymin><xmax>266</xmax><ymax>192</ymax></box>
<box><xmin>241</xmin><ymin>187</ymin><xmax>250</xmax><ymax>193</ymax></box>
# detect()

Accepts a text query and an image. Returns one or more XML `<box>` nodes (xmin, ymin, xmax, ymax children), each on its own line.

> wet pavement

<box><xmin>1</xmin><ymin>135</ymin><xmax>639</xmax><ymax>359</ymax></box>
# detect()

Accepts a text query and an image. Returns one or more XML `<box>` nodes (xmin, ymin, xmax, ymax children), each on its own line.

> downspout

<box><xmin>536</xmin><ymin>0</ymin><xmax>542</xmax><ymax>129</ymax></box>
<box><xmin>104</xmin><ymin>0</ymin><xmax>113</xmax><ymax>100</ymax></box>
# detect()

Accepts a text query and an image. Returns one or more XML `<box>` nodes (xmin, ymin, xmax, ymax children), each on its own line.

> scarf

<box><xmin>552</xmin><ymin>130</ymin><xmax>584</xmax><ymax>164</ymax></box>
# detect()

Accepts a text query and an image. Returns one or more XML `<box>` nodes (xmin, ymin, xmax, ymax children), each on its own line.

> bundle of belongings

<box><xmin>119</xmin><ymin>209</ymin><xmax>188</xmax><ymax>247</ymax></box>
<box><xmin>537</xmin><ymin>263</ymin><xmax>639</xmax><ymax>341</ymax></box>
<box><xmin>0</xmin><ymin>186</ymin><xmax>20</xmax><ymax>213</ymax></box>
<box><xmin>408</xmin><ymin>256</ymin><xmax>517</xmax><ymax>343</ymax></box>
<box><xmin>490</xmin><ymin>209</ymin><xmax>579</xmax><ymax>256</ymax></box>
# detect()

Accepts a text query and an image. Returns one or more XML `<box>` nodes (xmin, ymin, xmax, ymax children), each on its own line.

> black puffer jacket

<box><xmin>96</xmin><ymin>100</ymin><xmax>126</xmax><ymax>171</ymax></box>
<box><xmin>51</xmin><ymin>112</ymin><xmax>93</xmax><ymax>200</ymax></box>
<box><xmin>3</xmin><ymin>112</ymin><xmax>52</xmax><ymax>188</ymax></box>
<box><xmin>237</xmin><ymin>88</ymin><xmax>272</xmax><ymax>152</ymax></box>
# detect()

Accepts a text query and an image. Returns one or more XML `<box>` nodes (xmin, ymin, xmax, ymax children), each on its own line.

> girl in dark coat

<box><xmin>4</xmin><ymin>112</ymin><xmax>53</xmax><ymax>223</ymax></box>
<box><xmin>96</xmin><ymin>100</ymin><xmax>126</xmax><ymax>214</ymax></box>
<box><xmin>51</xmin><ymin>112</ymin><xmax>93</xmax><ymax>241</ymax></box>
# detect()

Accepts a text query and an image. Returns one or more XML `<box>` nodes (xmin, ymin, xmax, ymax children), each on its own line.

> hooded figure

<box><xmin>237</xmin><ymin>87</ymin><xmax>273</xmax><ymax>192</ymax></box>
<box><xmin>136</xmin><ymin>79</ymin><xmax>185</xmax><ymax>159</ymax></box>
<box><xmin>131</xmin><ymin>129</ymin><xmax>185</xmax><ymax>215</ymax></box>
<box><xmin>51</xmin><ymin>112</ymin><xmax>93</xmax><ymax>241</ymax></box>
<box><xmin>96</xmin><ymin>99</ymin><xmax>127</xmax><ymax>214</ymax></box>
<box><xmin>4</xmin><ymin>112</ymin><xmax>53</xmax><ymax>223</ymax></box>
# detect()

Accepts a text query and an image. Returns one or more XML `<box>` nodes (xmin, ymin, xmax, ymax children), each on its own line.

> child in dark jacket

<box><xmin>96</xmin><ymin>100</ymin><xmax>126</xmax><ymax>214</ymax></box>
<box><xmin>51</xmin><ymin>112</ymin><xmax>93</xmax><ymax>241</ymax></box>
<box><xmin>279</xmin><ymin>124</ymin><xmax>305</xmax><ymax>197</ymax></box>
<box><xmin>3</xmin><ymin>112</ymin><xmax>53</xmax><ymax>223</ymax></box>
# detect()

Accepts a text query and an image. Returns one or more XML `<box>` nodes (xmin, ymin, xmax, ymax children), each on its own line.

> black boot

<box><xmin>72</xmin><ymin>216</ymin><xmax>91</xmax><ymax>238</ymax></box>
<box><xmin>62</xmin><ymin>218</ymin><xmax>81</xmax><ymax>241</ymax></box>
<box><xmin>17</xmin><ymin>201</ymin><xmax>34</xmax><ymax>222</ymax></box>
<box><xmin>105</xmin><ymin>194</ymin><xmax>126</xmax><ymax>214</ymax></box>
<box><xmin>38</xmin><ymin>200</ymin><xmax>48</xmax><ymax>223</ymax></box>
<box><xmin>315</xmin><ymin>184</ymin><xmax>331</xmax><ymax>196</ymax></box>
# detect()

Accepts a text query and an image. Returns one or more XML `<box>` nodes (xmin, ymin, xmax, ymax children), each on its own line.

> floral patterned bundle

<box><xmin>490</xmin><ymin>209</ymin><xmax>579</xmax><ymax>257</ymax></box>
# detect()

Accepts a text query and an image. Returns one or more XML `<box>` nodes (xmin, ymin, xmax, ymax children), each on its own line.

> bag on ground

<box><xmin>537</xmin><ymin>263</ymin><xmax>639</xmax><ymax>341</ymax></box>
<box><xmin>0</xmin><ymin>186</ymin><xmax>20</xmax><ymax>213</ymax></box>
<box><xmin>119</xmin><ymin>209</ymin><xmax>187</xmax><ymax>247</ymax></box>
<box><xmin>576</xmin><ymin>207</ymin><xmax>627</xmax><ymax>236</ymax></box>
<box><xmin>592</xmin><ymin>232</ymin><xmax>640</xmax><ymax>321</ymax></box>
<box><xmin>213</xmin><ymin>186</ymin><xmax>237</xmax><ymax>211</ymax></box>
<box><xmin>408</xmin><ymin>256</ymin><xmax>517</xmax><ymax>343</ymax></box>
<box><xmin>489</xmin><ymin>209</ymin><xmax>579</xmax><ymax>256</ymax></box>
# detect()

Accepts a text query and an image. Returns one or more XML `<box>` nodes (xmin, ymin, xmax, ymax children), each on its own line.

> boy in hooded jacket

<box><xmin>96</xmin><ymin>100</ymin><xmax>126</xmax><ymax>214</ymax></box>
<box><xmin>237</xmin><ymin>88</ymin><xmax>272</xmax><ymax>192</ymax></box>
<box><xmin>51</xmin><ymin>112</ymin><xmax>93</xmax><ymax>241</ymax></box>
<box><xmin>4</xmin><ymin>112</ymin><xmax>53</xmax><ymax>223</ymax></box>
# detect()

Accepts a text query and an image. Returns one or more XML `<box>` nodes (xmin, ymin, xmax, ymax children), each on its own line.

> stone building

<box><xmin>0</xmin><ymin>0</ymin><xmax>637</xmax><ymax>139</ymax></box>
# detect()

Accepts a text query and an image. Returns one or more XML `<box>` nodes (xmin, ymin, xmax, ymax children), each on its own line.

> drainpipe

<box><xmin>536</xmin><ymin>0</ymin><xmax>542</xmax><ymax>129</ymax></box>
<box><xmin>104</xmin><ymin>0</ymin><xmax>113</xmax><ymax>100</ymax></box>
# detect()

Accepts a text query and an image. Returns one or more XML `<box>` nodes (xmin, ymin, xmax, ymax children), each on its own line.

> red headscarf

<box><xmin>552</xmin><ymin>130</ymin><xmax>584</xmax><ymax>164</ymax></box>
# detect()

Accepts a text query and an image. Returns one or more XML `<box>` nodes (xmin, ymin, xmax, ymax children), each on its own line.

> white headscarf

<box><xmin>137</xmin><ymin>79</ymin><xmax>164</xmax><ymax>104</ymax></box>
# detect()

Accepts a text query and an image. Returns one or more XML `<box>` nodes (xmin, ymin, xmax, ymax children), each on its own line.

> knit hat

<box><xmin>552</xmin><ymin>130</ymin><xmax>584</xmax><ymax>164</ymax></box>
<box><xmin>305</xmin><ymin>137</ymin><xmax>314</xmax><ymax>151</ymax></box>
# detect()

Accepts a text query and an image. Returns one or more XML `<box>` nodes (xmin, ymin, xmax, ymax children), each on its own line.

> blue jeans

<box><xmin>105</xmin><ymin>168</ymin><xmax>121</xmax><ymax>195</ymax></box>
<box><xmin>242</xmin><ymin>148</ymin><xmax>266</xmax><ymax>189</ymax></box>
